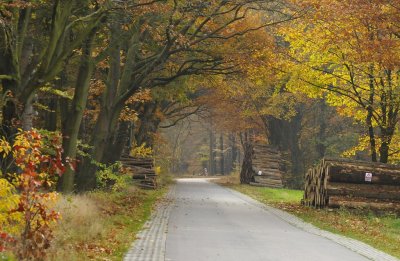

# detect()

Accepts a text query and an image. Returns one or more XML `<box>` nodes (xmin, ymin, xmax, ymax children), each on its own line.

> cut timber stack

<box><xmin>120</xmin><ymin>155</ymin><xmax>157</xmax><ymax>189</ymax></box>
<box><xmin>250</xmin><ymin>144</ymin><xmax>285</xmax><ymax>188</ymax></box>
<box><xmin>303</xmin><ymin>158</ymin><xmax>400</xmax><ymax>211</ymax></box>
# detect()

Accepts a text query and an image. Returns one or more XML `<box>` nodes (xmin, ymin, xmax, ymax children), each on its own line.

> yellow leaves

<box><xmin>0</xmin><ymin>137</ymin><xmax>11</xmax><ymax>158</ymax></box>
<box><xmin>0</xmin><ymin>129</ymin><xmax>64</xmax><ymax>257</ymax></box>
<box><xmin>12</xmin><ymin>130</ymin><xmax>43</xmax><ymax>168</ymax></box>
<box><xmin>342</xmin><ymin>135</ymin><xmax>370</xmax><ymax>158</ymax></box>
<box><xmin>0</xmin><ymin>179</ymin><xmax>22</xmax><ymax>235</ymax></box>
<box><xmin>130</xmin><ymin>143</ymin><xmax>153</xmax><ymax>158</ymax></box>
<box><xmin>41</xmin><ymin>192</ymin><xmax>59</xmax><ymax>208</ymax></box>
<box><xmin>341</xmin><ymin>129</ymin><xmax>400</xmax><ymax>162</ymax></box>
<box><xmin>39</xmin><ymin>86</ymin><xmax>73</xmax><ymax>100</ymax></box>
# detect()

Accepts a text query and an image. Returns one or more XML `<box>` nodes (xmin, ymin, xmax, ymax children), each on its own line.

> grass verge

<box><xmin>215</xmin><ymin>174</ymin><xmax>400</xmax><ymax>259</ymax></box>
<box><xmin>47</xmin><ymin>185</ymin><xmax>169</xmax><ymax>261</ymax></box>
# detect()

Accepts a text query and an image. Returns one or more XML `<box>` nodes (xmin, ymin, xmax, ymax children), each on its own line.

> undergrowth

<box><xmin>47</xmin><ymin>185</ymin><xmax>168</xmax><ymax>260</ymax></box>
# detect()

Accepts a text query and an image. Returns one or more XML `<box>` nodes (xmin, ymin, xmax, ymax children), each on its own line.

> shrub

<box><xmin>0</xmin><ymin>129</ymin><xmax>66</xmax><ymax>260</ymax></box>
<box><xmin>96</xmin><ymin>162</ymin><xmax>130</xmax><ymax>191</ymax></box>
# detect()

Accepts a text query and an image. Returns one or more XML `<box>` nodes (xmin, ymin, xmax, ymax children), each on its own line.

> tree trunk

<box><xmin>135</xmin><ymin>103</ymin><xmax>158</xmax><ymax>147</ymax></box>
<box><xmin>102</xmin><ymin>121</ymin><xmax>130</xmax><ymax>164</ymax></box>
<box><xmin>367</xmin><ymin>66</ymin><xmax>378</xmax><ymax>162</ymax></box>
<box><xmin>220</xmin><ymin>133</ymin><xmax>224</xmax><ymax>175</ymax></box>
<box><xmin>263</xmin><ymin>112</ymin><xmax>304</xmax><ymax>188</ymax></box>
<box><xmin>240</xmin><ymin>141</ymin><xmax>254</xmax><ymax>184</ymax></box>
<box><xmin>209</xmin><ymin>126</ymin><xmax>216</xmax><ymax>175</ymax></box>
<box><xmin>328</xmin><ymin>166</ymin><xmax>400</xmax><ymax>185</ymax></box>
<box><xmin>43</xmin><ymin>99</ymin><xmax>57</xmax><ymax>131</ymax></box>
<box><xmin>379</xmin><ymin>127</ymin><xmax>394</xmax><ymax>163</ymax></box>
<box><xmin>58</xmin><ymin>32</ymin><xmax>95</xmax><ymax>193</ymax></box>
<box><xmin>77</xmin><ymin>104</ymin><xmax>121</xmax><ymax>191</ymax></box>
<box><xmin>21</xmin><ymin>96</ymin><xmax>35</xmax><ymax>130</ymax></box>
<box><xmin>327</xmin><ymin>182</ymin><xmax>400</xmax><ymax>201</ymax></box>
<box><xmin>76</xmin><ymin>22</ymin><xmax>121</xmax><ymax>191</ymax></box>
<box><xmin>1</xmin><ymin>100</ymin><xmax>18</xmax><ymax>137</ymax></box>
<box><xmin>367</xmin><ymin>107</ymin><xmax>377</xmax><ymax>162</ymax></box>
<box><xmin>230</xmin><ymin>134</ymin><xmax>237</xmax><ymax>172</ymax></box>
<box><xmin>316</xmin><ymin>100</ymin><xmax>327</xmax><ymax>158</ymax></box>
<box><xmin>328</xmin><ymin>196</ymin><xmax>400</xmax><ymax>211</ymax></box>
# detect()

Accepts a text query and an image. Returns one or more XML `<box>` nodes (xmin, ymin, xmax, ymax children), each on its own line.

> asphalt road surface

<box><xmin>124</xmin><ymin>178</ymin><xmax>398</xmax><ymax>261</ymax></box>
<box><xmin>165</xmin><ymin>179</ymin><xmax>370</xmax><ymax>261</ymax></box>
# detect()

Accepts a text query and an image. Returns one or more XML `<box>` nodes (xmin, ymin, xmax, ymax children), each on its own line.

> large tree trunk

<box><xmin>43</xmin><ymin>99</ymin><xmax>57</xmax><ymax>131</ymax></box>
<box><xmin>263</xmin><ymin>112</ymin><xmax>304</xmax><ymax>188</ymax></box>
<box><xmin>1</xmin><ymin>100</ymin><xmax>18</xmax><ymax>137</ymax></box>
<box><xmin>240</xmin><ymin>139</ymin><xmax>254</xmax><ymax>184</ymax></box>
<box><xmin>58</xmin><ymin>32</ymin><xmax>95</xmax><ymax>193</ymax></box>
<box><xmin>77</xmin><ymin>104</ymin><xmax>121</xmax><ymax>191</ymax></box>
<box><xmin>21</xmin><ymin>96</ymin><xmax>35</xmax><ymax>130</ymax></box>
<box><xmin>220</xmin><ymin>133</ymin><xmax>224</xmax><ymax>175</ymax></box>
<box><xmin>76</xmin><ymin>23</ymin><xmax>121</xmax><ymax>192</ymax></box>
<box><xmin>135</xmin><ymin>103</ymin><xmax>159</xmax><ymax>147</ymax></box>
<box><xmin>102</xmin><ymin>121</ymin><xmax>130</xmax><ymax>164</ymax></box>
<box><xmin>286</xmin><ymin>113</ymin><xmax>304</xmax><ymax>187</ymax></box>
<box><xmin>378</xmin><ymin>127</ymin><xmax>394</xmax><ymax>163</ymax></box>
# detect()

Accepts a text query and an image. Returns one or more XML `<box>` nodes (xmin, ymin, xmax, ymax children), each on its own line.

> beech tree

<box><xmin>76</xmin><ymin>0</ymin><xmax>296</xmax><ymax>191</ymax></box>
<box><xmin>0</xmin><ymin>1</ymin><xmax>106</xmax><ymax>132</ymax></box>
<box><xmin>282</xmin><ymin>0</ymin><xmax>400</xmax><ymax>163</ymax></box>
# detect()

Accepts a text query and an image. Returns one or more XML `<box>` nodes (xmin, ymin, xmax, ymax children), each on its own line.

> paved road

<box><xmin>125</xmin><ymin>178</ymin><xmax>399</xmax><ymax>261</ymax></box>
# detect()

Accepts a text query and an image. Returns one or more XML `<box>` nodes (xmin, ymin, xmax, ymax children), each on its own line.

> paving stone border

<box><xmin>225</xmin><ymin>187</ymin><xmax>400</xmax><ymax>261</ymax></box>
<box><xmin>124</xmin><ymin>185</ymin><xmax>176</xmax><ymax>261</ymax></box>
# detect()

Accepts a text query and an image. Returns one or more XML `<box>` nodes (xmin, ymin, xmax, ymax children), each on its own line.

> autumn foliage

<box><xmin>0</xmin><ymin>129</ymin><xmax>65</xmax><ymax>260</ymax></box>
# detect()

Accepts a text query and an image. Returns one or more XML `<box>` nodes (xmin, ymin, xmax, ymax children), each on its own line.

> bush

<box><xmin>95</xmin><ymin>162</ymin><xmax>130</xmax><ymax>191</ymax></box>
<box><xmin>0</xmin><ymin>129</ymin><xmax>65</xmax><ymax>260</ymax></box>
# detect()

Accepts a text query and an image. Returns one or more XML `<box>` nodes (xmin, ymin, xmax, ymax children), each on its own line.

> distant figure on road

<box><xmin>204</xmin><ymin>168</ymin><xmax>208</xmax><ymax>176</ymax></box>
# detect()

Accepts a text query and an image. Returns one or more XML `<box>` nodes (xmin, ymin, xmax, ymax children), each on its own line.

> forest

<box><xmin>1</xmin><ymin>0</ymin><xmax>400</xmax><ymax>260</ymax></box>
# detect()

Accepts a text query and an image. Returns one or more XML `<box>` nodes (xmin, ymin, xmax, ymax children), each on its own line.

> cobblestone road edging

<box><xmin>124</xmin><ymin>185</ymin><xmax>176</xmax><ymax>261</ymax></box>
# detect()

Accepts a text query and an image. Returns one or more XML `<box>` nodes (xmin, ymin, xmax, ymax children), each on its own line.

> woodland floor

<box><xmin>214</xmin><ymin>175</ymin><xmax>400</xmax><ymax>259</ymax></box>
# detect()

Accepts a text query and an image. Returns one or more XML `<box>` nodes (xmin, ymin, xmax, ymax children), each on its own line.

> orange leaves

<box><xmin>126</xmin><ymin>88</ymin><xmax>152</xmax><ymax>104</ymax></box>
<box><xmin>120</xmin><ymin>89</ymin><xmax>152</xmax><ymax>122</ymax></box>
<box><xmin>0</xmin><ymin>129</ymin><xmax>65</xmax><ymax>259</ymax></box>
<box><xmin>291</xmin><ymin>0</ymin><xmax>400</xmax><ymax>67</ymax></box>
<box><xmin>11</xmin><ymin>129</ymin><xmax>65</xmax><ymax>181</ymax></box>
<box><xmin>119</xmin><ymin>107</ymin><xmax>139</xmax><ymax>122</ymax></box>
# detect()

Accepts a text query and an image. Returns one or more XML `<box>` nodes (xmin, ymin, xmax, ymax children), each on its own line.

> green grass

<box><xmin>233</xmin><ymin>185</ymin><xmax>303</xmax><ymax>203</ymax></box>
<box><xmin>220</xmin><ymin>181</ymin><xmax>400</xmax><ymax>259</ymax></box>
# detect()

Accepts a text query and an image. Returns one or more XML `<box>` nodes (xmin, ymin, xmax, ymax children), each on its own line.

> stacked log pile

<box><xmin>303</xmin><ymin>158</ymin><xmax>400</xmax><ymax>211</ymax></box>
<box><xmin>249</xmin><ymin>144</ymin><xmax>285</xmax><ymax>188</ymax></box>
<box><xmin>120</xmin><ymin>155</ymin><xmax>157</xmax><ymax>189</ymax></box>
